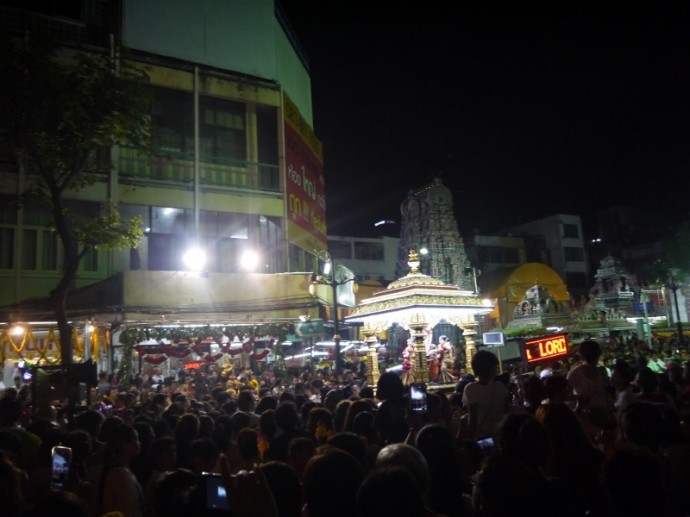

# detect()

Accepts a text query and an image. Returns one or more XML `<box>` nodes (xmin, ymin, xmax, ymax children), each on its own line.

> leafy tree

<box><xmin>0</xmin><ymin>34</ymin><xmax>150</xmax><ymax>365</ymax></box>
<box><xmin>652</xmin><ymin>222</ymin><xmax>690</xmax><ymax>284</ymax></box>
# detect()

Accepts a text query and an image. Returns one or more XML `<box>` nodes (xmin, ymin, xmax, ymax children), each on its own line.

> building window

<box><xmin>0</xmin><ymin>228</ymin><xmax>14</xmax><ymax>269</ymax></box>
<box><xmin>328</xmin><ymin>241</ymin><xmax>352</xmax><ymax>260</ymax></box>
<box><xmin>42</xmin><ymin>230</ymin><xmax>58</xmax><ymax>270</ymax></box>
<box><xmin>258</xmin><ymin>216</ymin><xmax>282</xmax><ymax>273</ymax></box>
<box><xmin>564</xmin><ymin>246</ymin><xmax>585</xmax><ymax>262</ymax></box>
<box><xmin>354</xmin><ymin>241</ymin><xmax>383</xmax><ymax>260</ymax></box>
<box><xmin>477</xmin><ymin>246</ymin><xmax>519</xmax><ymax>264</ymax></box>
<box><xmin>200</xmin><ymin>96</ymin><xmax>247</xmax><ymax>163</ymax></box>
<box><xmin>562</xmin><ymin>223</ymin><xmax>579</xmax><ymax>239</ymax></box>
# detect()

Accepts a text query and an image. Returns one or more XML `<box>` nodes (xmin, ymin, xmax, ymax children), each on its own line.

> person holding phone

<box><xmin>460</xmin><ymin>351</ymin><xmax>510</xmax><ymax>442</ymax></box>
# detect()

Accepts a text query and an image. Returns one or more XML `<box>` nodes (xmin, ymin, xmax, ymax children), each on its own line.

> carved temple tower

<box><xmin>397</xmin><ymin>178</ymin><xmax>473</xmax><ymax>290</ymax></box>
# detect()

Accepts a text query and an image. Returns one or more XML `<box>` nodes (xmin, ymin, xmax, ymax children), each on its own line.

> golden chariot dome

<box><xmin>345</xmin><ymin>250</ymin><xmax>492</xmax><ymax>332</ymax></box>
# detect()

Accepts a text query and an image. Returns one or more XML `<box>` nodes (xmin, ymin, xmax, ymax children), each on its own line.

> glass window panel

<box><xmin>119</xmin><ymin>204</ymin><xmax>150</xmax><ymax>232</ymax></box>
<box><xmin>151</xmin><ymin>207</ymin><xmax>187</xmax><ymax>234</ymax></box>
<box><xmin>42</xmin><ymin>230</ymin><xmax>58</xmax><ymax>270</ymax></box>
<box><xmin>354</xmin><ymin>241</ymin><xmax>383</xmax><ymax>260</ymax></box>
<box><xmin>148</xmin><ymin>233</ymin><xmax>175</xmax><ymax>271</ymax></box>
<box><xmin>0</xmin><ymin>228</ymin><xmax>14</xmax><ymax>269</ymax></box>
<box><xmin>199</xmin><ymin>211</ymin><xmax>218</xmax><ymax>237</ymax></box>
<box><xmin>0</xmin><ymin>195</ymin><xmax>18</xmax><ymax>224</ymax></box>
<box><xmin>329</xmin><ymin>241</ymin><xmax>352</xmax><ymax>260</ymax></box>
<box><xmin>22</xmin><ymin>229</ymin><xmax>37</xmax><ymax>270</ymax></box>
<box><xmin>563</xmin><ymin>223</ymin><xmax>579</xmax><ymax>239</ymax></box>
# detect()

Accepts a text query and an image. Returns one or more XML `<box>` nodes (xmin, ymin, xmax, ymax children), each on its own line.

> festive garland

<box><xmin>118</xmin><ymin>323</ymin><xmax>291</xmax><ymax>348</ymax></box>
<box><xmin>133</xmin><ymin>337</ymin><xmax>275</xmax><ymax>363</ymax></box>
<box><xmin>0</xmin><ymin>326</ymin><xmax>111</xmax><ymax>364</ymax></box>
<box><xmin>117</xmin><ymin>324</ymin><xmax>289</xmax><ymax>388</ymax></box>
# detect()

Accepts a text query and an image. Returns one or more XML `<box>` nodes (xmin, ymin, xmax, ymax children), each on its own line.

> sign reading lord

<box><xmin>521</xmin><ymin>334</ymin><xmax>569</xmax><ymax>364</ymax></box>
<box><xmin>284</xmin><ymin>94</ymin><xmax>327</xmax><ymax>250</ymax></box>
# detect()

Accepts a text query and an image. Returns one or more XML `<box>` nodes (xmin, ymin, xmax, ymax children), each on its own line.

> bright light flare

<box><xmin>240</xmin><ymin>250</ymin><xmax>260</xmax><ymax>271</ymax></box>
<box><xmin>182</xmin><ymin>247</ymin><xmax>207</xmax><ymax>271</ymax></box>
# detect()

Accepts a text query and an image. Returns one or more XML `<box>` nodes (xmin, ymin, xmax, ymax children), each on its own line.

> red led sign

<box><xmin>522</xmin><ymin>334</ymin><xmax>569</xmax><ymax>364</ymax></box>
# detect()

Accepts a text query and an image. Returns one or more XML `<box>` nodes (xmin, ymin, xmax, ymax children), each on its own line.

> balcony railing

<box><xmin>118</xmin><ymin>148</ymin><xmax>280</xmax><ymax>192</ymax></box>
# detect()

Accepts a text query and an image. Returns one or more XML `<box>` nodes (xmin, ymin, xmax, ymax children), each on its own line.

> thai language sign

<box><xmin>284</xmin><ymin>94</ymin><xmax>327</xmax><ymax>250</ymax></box>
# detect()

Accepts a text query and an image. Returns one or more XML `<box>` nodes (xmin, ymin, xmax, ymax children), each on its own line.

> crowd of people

<box><xmin>0</xmin><ymin>334</ymin><xmax>689</xmax><ymax>516</ymax></box>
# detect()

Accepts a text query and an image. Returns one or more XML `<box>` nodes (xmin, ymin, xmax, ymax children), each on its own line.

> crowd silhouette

<box><xmin>0</xmin><ymin>335</ymin><xmax>689</xmax><ymax>516</ymax></box>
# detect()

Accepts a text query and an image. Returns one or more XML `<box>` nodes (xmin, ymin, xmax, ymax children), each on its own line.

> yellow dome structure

<box><xmin>478</xmin><ymin>262</ymin><xmax>570</xmax><ymax>329</ymax></box>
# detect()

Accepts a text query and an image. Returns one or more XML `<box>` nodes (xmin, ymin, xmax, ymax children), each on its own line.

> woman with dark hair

<box><xmin>100</xmin><ymin>423</ymin><xmax>145</xmax><ymax>517</ymax></box>
<box><xmin>460</xmin><ymin>350</ymin><xmax>510</xmax><ymax>441</ymax></box>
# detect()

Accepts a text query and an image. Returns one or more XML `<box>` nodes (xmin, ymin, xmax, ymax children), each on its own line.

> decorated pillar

<box><xmin>362</xmin><ymin>325</ymin><xmax>381</xmax><ymax>387</ymax></box>
<box><xmin>409</xmin><ymin>314</ymin><xmax>429</xmax><ymax>384</ymax></box>
<box><xmin>462</xmin><ymin>321</ymin><xmax>478</xmax><ymax>374</ymax></box>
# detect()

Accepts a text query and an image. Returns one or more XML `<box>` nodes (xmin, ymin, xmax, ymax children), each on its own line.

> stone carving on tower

<box><xmin>397</xmin><ymin>178</ymin><xmax>473</xmax><ymax>290</ymax></box>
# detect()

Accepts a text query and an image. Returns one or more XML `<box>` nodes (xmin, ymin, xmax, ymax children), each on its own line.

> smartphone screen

<box><xmin>51</xmin><ymin>446</ymin><xmax>72</xmax><ymax>490</ymax></box>
<box><xmin>203</xmin><ymin>473</ymin><xmax>229</xmax><ymax>511</ymax></box>
<box><xmin>476</xmin><ymin>436</ymin><xmax>496</xmax><ymax>457</ymax></box>
<box><xmin>409</xmin><ymin>383</ymin><xmax>428</xmax><ymax>413</ymax></box>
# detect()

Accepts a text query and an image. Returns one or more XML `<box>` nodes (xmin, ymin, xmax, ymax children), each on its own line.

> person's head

<box><xmin>620</xmin><ymin>401</ymin><xmax>668</xmax><ymax>451</ymax></box>
<box><xmin>190</xmin><ymin>438</ymin><xmax>220</xmax><ymax>474</ymax></box>
<box><xmin>376</xmin><ymin>372</ymin><xmax>404</xmax><ymax>401</ymax></box>
<box><xmin>153</xmin><ymin>468</ymin><xmax>198</xmax><ymax>517</ymax></box>
<box><xmin>356</xmin><ymin>466</ymin><xmax>426</xmax><ymax>517</ymax></box>
<box><xmin>601</xmin><ymin>444</ymin><xmax>670</xmax><ymax>516</ymax></box>
<box><xmin>327</xmin><ymin>431</ymin><xmax>366</xmax><ymax>466</ymax></box>
<box><xmin>103</xmin><ymin>423</ymin><xmax>140</xmax><ymax>466</ymax></box>
<box><xmin>611</xmin><ymin>359</ymin><xmax>635</xmax><ymax>388</ymax></box>
<box><xmin>520</xmin><ymin>374</ymin><xmax>546</xmax><ymax>407</ymax></box>
<box><xmin>577</xmin><ymin>340</ymin><xmax>602</xmax><ymax>364</ymax></box>
<box><xmin>472</xmin><ymin>453</ymin><xmax>542</xmax><ymax>516</ymax></box>
<box><xmin>498</xmin><ymin>412</ymin><xmax>548</xmax><ymax>471</ymax></box>
<box><xmin>274</xmin><ymin>401</ymin><xmax>300</xmax><ymax>432</ymax></box>
<box><xmin>375</xmin><ymin>442</ymin><xmax>430</xmax><ymax>496</ymax></box>
<box><xmin>288</xmin><ymin>436</ymin><xmax>316</xmax><ymax>480</ymax></box>
<box><xmin>542</xmin><ymin>374</ymin><xmax>570</xmax><ymax>402</ymax></box>
<box><xmin>237</xmin><ymin>390</ymin><xmax>257</xmax><ymax>413</ymax></box>
<box><xmin>235</xmin><ymin>427</ymin><xmax>259</xmax><ymax>462</ymax></box>
<box><xmin>261</xmin><ymin>461</ymin><xmax>302</xmax><ymax>517</ymax></box>
<box><xmin>634</xmin><ymin>367</ymin><xmax>660</xmax><ymax>394</ymax></box>
<box><xmin>471</xmin><ymin>350</ymin><xmax>499</xmax><ymax>379</ymax></box>
<box><xmin>174</xmin><ymin>413</ymin><xmax>201</xmax><ymax>442</ymax></box>
<box><xmin>149</xmin><ymin>436</ymin><xmax>177</xmax><ymax>471</ymax></box>
<box><xmin>303</xmin><ymin>447</ymin><xmax>364</xmax><ymax>517</ymax></box>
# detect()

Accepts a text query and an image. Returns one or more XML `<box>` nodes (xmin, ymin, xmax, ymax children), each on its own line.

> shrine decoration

<box><xmin>143</xmin><ymin>355</ymin><xmax>168</xmax><ymax>365</ymax></box>
<box><xmin>131</xmin><ymin>334</ymin><xmax>277</xmax><ymax>362</ymax></box>
<box><xmin>0</xmin><ymin>325</ymin><xmax>110</xmax><ymax>365</ymax></box>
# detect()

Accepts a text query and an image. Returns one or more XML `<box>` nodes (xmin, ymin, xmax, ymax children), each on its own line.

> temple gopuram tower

<box><xmin>398</xmin><ymin>178</ymin><xmax>473</xmax><ymax>290</ymax></box>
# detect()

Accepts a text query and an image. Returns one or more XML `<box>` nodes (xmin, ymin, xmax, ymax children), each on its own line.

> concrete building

<box><xmin>327</xmin><ymin>235</ymin><xmax>400</xmax><ymax>285</ymax></box>
<box><xmin>498</xmin><ymin>214</ymin><xmax>589</xmax><ymax>300</ymax></box>
<box><xmin>0</xmin><ymin>1</ymin><xmax>333</xmax><ymax>366</ymax></box>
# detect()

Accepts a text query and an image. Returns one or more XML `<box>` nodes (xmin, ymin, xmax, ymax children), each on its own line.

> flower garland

<box><xmin>0</xmin><ymin>327</ymin><xmax>110</xmax><ymax>364</ymax></box>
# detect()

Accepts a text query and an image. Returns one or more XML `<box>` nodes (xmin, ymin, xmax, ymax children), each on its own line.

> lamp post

<box><xmin>668</xmin><ymin>269</ymin><xmax>685</xmax><ymax>346</ymax></box>
<box><xmin>309</xmin><ymin>250</ymin><xmax>357</xmax><ymax>377</ymax></box>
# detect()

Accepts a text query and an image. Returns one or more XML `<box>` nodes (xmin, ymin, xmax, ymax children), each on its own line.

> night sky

<box><xmin>279</xmin><ymin>2</ymin><xmax>690</xmax><ymax>239</ymax></box>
